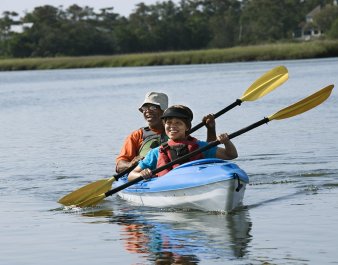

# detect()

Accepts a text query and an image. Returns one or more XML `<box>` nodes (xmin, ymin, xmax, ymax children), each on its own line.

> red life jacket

<box><xmin>156</xmin><ymin>136</ymin><xmax>204</xmax><ymax>177</ymax></box>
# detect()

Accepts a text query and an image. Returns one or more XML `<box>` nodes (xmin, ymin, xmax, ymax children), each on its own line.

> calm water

<box><xmin>1</xmin><ymin>58</ymin><xmax>338</xmax><ymax>265</ymax></box>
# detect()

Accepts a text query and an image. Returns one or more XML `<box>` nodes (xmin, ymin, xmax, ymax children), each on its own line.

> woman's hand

<box><xmin>139</xmin><ymin>168</ymin><xmax>153</xmax><ymax>179</ymax></box>
<box><xmin>128</xmin><ymin>166</ymin><xmax>153</xmax><ymax>181</ymax></box>
<box><xmin>203</xmin><ymin>114</ymin><xmax>215</xmax><ymax>129</ymax></box>
<box><xmin>215</xmin><ymin>133</ymin><xmax>238</xmax><ymax>160</ymax></box>
<box><xmin>217</xmin><ymin>133</ymin><xmax>230</xmax><ymax>145</ymax></box>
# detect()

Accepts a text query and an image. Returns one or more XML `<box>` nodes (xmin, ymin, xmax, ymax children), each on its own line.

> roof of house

<box><xmin>306</xmin><ymin>5</ymin><xmax>321</xmax><ymax>20</ymax></box>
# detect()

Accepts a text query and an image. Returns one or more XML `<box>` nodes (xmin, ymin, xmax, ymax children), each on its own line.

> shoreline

<box><xmin>1</xmin><ymin>40</ymin><xmax>338</xmax><ymax>71</ymax></box>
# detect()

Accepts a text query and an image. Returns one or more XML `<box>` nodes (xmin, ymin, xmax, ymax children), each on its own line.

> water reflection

<box><xmin>81</xmin><ymin>205</ymin><xmax>252</xmax><ymax>263</ymax></box>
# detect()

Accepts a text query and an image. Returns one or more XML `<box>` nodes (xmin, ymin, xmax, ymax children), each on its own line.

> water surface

<box><xmin>1</xmin><ymin>58</ymin><xmax>338</xmax><ymax>264</ymax></box>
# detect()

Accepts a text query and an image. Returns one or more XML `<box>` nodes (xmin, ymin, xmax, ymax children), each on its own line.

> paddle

<box><xmin>57</xmin><ymin>163</ymin><xmax>138</xmax><ymax>206</ymax></box>
<box><xmin>189</xmin><ymin>65</ymin><xmax>288</xmax><ymax>132</ymax></box>
<box><xmin>76</xmin><ymin>84</ymin><xmax>334</xmax><ymax>208</ymax></box>
<box><xmin>58</xmin><ymin>65</ymin><xmax>288</xmax><ymax>206</ymax></box>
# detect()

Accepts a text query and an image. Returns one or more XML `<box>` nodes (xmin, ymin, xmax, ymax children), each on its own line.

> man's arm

<box><xmin>115</xmin><ymin>129</ymin><xmax>143</xmax><ymax>173</ymax></box>
<box><xmin>116</xmin><ymin>156</ymin><xmax>143</xmax><ymax>173</ymax></box>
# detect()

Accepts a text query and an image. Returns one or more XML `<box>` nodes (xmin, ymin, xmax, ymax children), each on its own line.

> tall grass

<box><xmin>1</xmin><ymin>40</ymin><xmax>338</xmax><ymax>71</ymax></box>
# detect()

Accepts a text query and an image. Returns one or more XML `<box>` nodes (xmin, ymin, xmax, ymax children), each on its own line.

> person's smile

<box><xmin>165</xmin><ymin>118</ymin><xmax>187</xmax><ymax>140</ymax></box>
<box><xmin>167</xmin><ymin>127</ymin><xmax>180</xmax><ymax>136</ymax></box>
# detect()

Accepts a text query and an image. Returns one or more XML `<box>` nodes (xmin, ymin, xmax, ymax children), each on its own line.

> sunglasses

<box><xmin>141</xmin><ymin>105</ymin><xmax>159</xmax><ymax>112</ymax></box>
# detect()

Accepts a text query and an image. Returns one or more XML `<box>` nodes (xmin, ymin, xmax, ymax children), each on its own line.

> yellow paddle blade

<box><xmin>268</xmin><ymin>85</ymin><xmax>334</xmax><ymax>121</ymax></box>
<box><xmin>240</xmin><ymin>66</ymin><xmax>288</xmax><ymax>101</ymax></box>
<box><xmin>58</xmin><ymin>177</ymin><xmax>115</xmax><ymax>206</ymax></box>
<box><xmin>76</xmin><ymin>193</ymin><xmax>106</xmax><ymax>208</ymax></box>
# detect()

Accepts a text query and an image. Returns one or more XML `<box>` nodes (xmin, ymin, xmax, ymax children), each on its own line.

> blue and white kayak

<box><xmin>115</xmin><ymin>158</ymin><xmax>249</xmax><ymax>212</ymax></box>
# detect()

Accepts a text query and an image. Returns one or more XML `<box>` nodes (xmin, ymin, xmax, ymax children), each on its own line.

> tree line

<box><xmin>1</xmin><ymin>0</ymin><xmax>338</xmax><ymax>58</ymax></box>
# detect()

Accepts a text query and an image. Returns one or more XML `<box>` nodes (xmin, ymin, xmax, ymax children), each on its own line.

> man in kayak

<box><xmin>128</xmin><ymin>105</ymin><xmax>238</xmax><ymax>180</ymax></box>
<box><xmin>115</xmin><ymin>91</ymin><xmax>169</xmax><ymax>173</ymax></box>
<box><xmin>116</xmin><ymin>93</ymin><xmax>217</xmax><ymax>173</ymax></box>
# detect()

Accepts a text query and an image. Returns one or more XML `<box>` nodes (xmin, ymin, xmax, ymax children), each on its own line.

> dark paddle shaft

<box><xmin>104</xmin><ymin>116</ymin><xmax>270</xmax><ymax>198</ymax></box>
<box><xmin>228</xmin><ymin>117</ymin><xmax>270</xmax><ymax>139</ymax></box>
<box><xmin>189</xmin><ymin>99</ymin><xmax>242</xmax><ymax>133</ymax></box>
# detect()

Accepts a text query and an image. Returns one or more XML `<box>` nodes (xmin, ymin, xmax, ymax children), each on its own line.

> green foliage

<box><xmin>314</xmin><ymin>4</ymin><xmax>338</xmax><ymax>33</ymax></box>
<box><xmin>1</xmin><ymin>0</ymin><xmax>338</xmax><ymax>58</ymax></box>
<box><xmin>328</xmin><ymin>19</ymin><xmax>338</xmax><ymax>38</ymax></box>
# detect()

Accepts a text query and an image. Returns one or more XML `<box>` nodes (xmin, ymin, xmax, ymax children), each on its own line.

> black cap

<box><xmin>161</xmin><ymin>106</ymin><xmax>193</xmax><ymax>121</ymax></box>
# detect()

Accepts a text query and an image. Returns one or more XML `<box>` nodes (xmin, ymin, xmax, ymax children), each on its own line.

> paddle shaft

<box><xmin>189</xmin><ymin>99</ymin><xmax>242</xmax><ymax>133</ymax></box>
<box><xmin>104</xmin><ymin>116</ymin><xmax>270</xmax><ymax>198</ymax></box>
<box><xmin>228</xmin><ymin>117</ymin><xmax>270</xmax><ymax>139</ymax></box>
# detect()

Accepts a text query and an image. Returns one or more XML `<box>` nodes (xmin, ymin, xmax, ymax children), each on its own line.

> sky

<box><xmin>1</xmin><ymin>0</ymin><xmax>180</xmax><ymax>17</ymax></box>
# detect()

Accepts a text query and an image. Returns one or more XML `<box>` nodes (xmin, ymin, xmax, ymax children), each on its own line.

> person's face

<box><xmin>164</xmin><ymin>117</ymin><xmax>188</xmax><ymax>141</ymax></box>
<box><xmin>141</xmin><ymin>104</ymin><xmax>163</xmax><ymax>127</ymax></box>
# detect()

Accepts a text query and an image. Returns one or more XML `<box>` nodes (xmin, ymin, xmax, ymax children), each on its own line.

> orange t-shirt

<box><xmin>115</xmin><ymin>127</ymin><xmax>163</xmax><ymax>164</ymax></box>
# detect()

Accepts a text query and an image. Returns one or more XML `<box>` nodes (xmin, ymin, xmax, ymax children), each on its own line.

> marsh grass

<box><xmin>1</xmin><ymin>40</ymin><xmax>338</xmax><ymax>71</ymax></box>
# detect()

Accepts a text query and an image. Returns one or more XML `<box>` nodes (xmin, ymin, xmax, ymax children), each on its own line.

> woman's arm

<box><xmin>203</xmin><ymin>114</ymin><xmax>217</xmax><ymax>142</ymax></box>
<box><xmin>127</xmin><ymin>148</ymin><xmax>159</xmax><ymax>181</ymax></box>
<box><xmin>128</xmin><ymin>165</ymin><xmax>152</xmax><ymax>181</ymax></box>
<box><xmin>215</xmin><ymin>133</ymin><xmax>238</xmax><ymax>160</ymax></box>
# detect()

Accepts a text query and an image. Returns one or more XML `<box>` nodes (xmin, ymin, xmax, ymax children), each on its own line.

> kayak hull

<box><xmin>115</xmin><ymin>159</ymin><xmax>249</xmax><ymax>212</ymax></box>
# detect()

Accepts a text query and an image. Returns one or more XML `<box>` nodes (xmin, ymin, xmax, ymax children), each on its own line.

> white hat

<box><xmin>139</xmin><ymin>92</ymin><xmax>168</xmax><ymax>112</ymax></box>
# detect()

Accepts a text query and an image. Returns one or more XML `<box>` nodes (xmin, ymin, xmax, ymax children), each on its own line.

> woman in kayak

<box><xmin>128</xmin><ymin>105</ymin><xmax>238</xmax><ymax>181</ymax></box>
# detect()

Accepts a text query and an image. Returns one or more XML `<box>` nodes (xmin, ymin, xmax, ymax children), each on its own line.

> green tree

<box><xmin>179</xmin><ymin>0</ymin><xmax>211</xmax><ymax>49</ymax></box>
<box><xmin>10</xmin><ymin>5</ymin><xmax>117</xmax><ymax>57</ymax></box>
<box><xmin>0</xmin><ymin>11</ymin><xmax>19</xmax><ymax>56</ymax></box>
<box><xmin>151</xmin><ymin>0</ymin><xmax>196</xmax><ymax>50</ymax></box>
<box><xmin>203</xmin><ymin>0</ymin><xmax>241</xmax><ymax>47</ymax></box>
<box><xmin>327</xmin><ymin>18</ymin><xmax>338</xmax><ymax>38</ymax></box>
<box><xmin>241</xmin><ymin>0</ymin><xmax>284</xmax><ymax>44</ymax></box>
<box><xmin>127</xmin><ymin>3</ymin><xmax>159</xmax><ymax>51</ymax></box>
<box><xmin>2</xmin><ymin>1</ymin><xmax>337</xmax><ymax>58</ymax></box>
<box><xmin>16</xmin><ymin>5</ymin><xmax>65</xmax><ymax>56</ymax></box>
<box><xmin>314</xmin><ymin>4</ymin><xmax>338</xmax><ymax>33</ymax></box>
<box><xmin>279</xmin><ymin>0</ymin><xmax>305</xmax><ymax>39</ymax></box>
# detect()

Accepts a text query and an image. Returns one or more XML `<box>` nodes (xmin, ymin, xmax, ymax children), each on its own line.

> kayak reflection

<box><xmin>88</xmin><ymin>207</ymin><xmax>252</xmax><ymax>263</ymax></box>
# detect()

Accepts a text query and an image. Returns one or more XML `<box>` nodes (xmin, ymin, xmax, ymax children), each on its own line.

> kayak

<box><xmin>115</xmin><ymin>158</ymin><xmax>249</xmax><ymax>212</ymax></box>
